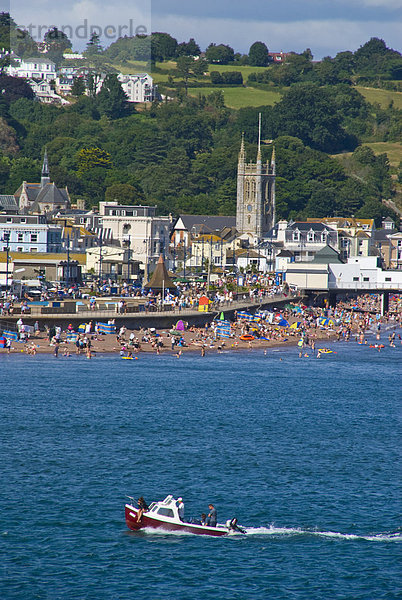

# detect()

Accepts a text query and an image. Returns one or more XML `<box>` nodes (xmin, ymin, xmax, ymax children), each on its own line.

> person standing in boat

<box><xmin>177</xmin><ymin>497</ymin><xmax>184</xmax><ymax>520</ymax></box>
<box><xmin>206</xmin><ymin>503</ymin><xmax>217</xmax><ymax>527</ymax></box>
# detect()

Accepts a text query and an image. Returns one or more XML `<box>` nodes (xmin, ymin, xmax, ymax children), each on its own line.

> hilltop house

<box><xmin>8</xmin><ymin>56</ymin><xmax>56</xmax><ymax>81</ymax></box>
<box><xmin>117</xmin><ymin>73</ymin><xmax>156</xmax><ymax>103</ymax></box>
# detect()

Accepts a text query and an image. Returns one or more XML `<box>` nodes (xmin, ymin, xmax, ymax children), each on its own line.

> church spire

<box><xmin>238</xmin><ymin>132</ymin><xmax>246</xmax><ymax>164</ymax></box>
<box><xmin>270</xmin><ymin>145</ymin><xmax>276</xmax><ymax>174</ymax></box>
<box><xmin>257</xmin><ymin>113</ymin><xmax>262</xmax><ymax>163</ymax></box>
<box><xmin>41</xmin><ymin>148</ymin><xmax>50</xmax><ymax>187</ymax></box>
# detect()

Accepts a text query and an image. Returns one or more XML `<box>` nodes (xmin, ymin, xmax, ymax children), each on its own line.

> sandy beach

<box><xmin>2</xmin><ymin>295</ymin><xmax>400</xmax><ymax>358</ymax></box>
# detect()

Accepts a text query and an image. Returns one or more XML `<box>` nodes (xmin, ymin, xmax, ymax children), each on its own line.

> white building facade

<box><xmin>329</xmin><ymin>257</ymin><xmax>402</xmax><ymax>290</ymax></box>
<box><xmin>28</xmin><ymin>79</ymin><xmax>68</xmax><ymax>104</ymax></box>
<box><xmin>99</xmin><ymin>202</ymin><xmax>171</xmax><ymax>278</ymax></box>
<box><xmin>117</xmin><ymin>73</ymin><xmax>155</xmax><ymax>103</ymax></box>
<box><xmin>0</xmin><ymin>215</ymin><xmax>62</xmax><ymax>253</ymax></box>
<box><xmin>8</xmin><ymin>57</ymin><xmax>57</xmax><ymax>81</ymax></box>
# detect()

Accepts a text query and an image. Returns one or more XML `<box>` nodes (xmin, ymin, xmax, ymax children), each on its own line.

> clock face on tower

<box><xmin>247</xmin><ymin>204</ymin><xmax>253</xmax><ymax>212</ymax></box>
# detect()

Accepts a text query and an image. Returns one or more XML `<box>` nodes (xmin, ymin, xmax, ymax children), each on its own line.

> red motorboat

<box><xmin>125</xmin><ymin>495</ymin><xmax>237</xmax><ymax>537</ymax></box>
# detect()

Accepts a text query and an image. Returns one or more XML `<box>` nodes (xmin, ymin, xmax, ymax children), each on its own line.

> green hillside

<box><xmin>332</xmin><ymin>142</ymin><xmax>402</xmax><ymax>168</ymax></box>
<box><xmin>186</xmin><ymin>86</ymin><xmax>281</xmax><ymax>109</ymax></box>
<box><xmin>356</xmin><ymin>86</ymin><xmax>402</xmax><ymax>110</ymax></box>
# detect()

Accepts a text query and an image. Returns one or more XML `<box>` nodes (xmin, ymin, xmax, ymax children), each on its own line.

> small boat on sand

<box><xmin>125</xmin><ymin>495</ymin><xmax>244</xmax><ymax>536</ymax></box>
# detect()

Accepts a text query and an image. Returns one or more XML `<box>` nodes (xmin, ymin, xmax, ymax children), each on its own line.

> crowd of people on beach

<box><xmin>1</xmin><ymin>293</ymin><xmax>400</xmax><ymax>359</ymax></box>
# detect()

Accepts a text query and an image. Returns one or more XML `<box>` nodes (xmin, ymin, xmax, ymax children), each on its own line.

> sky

<box><xmin>5</xmin><ymin>0</ymin><xmax>402</xmax><ymax>59</ymax></box>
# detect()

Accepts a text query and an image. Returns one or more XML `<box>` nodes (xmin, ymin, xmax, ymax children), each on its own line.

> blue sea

<box><xmin>1</xmin><ymin>336</ymin><xmax>401</xmax><ymax>600</ymax></box>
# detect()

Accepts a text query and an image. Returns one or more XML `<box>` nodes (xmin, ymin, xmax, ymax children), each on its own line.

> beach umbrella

<box><xmin>278</xmin><ymin>318</ymin><xmax>289</xmax><ymax>327</ymax></box>
<box><xmin>176</xmin><ymin>320</ymin><xmax>185</xmax><ymax>331</ymax></box>
<box><xmin>219</xmin><ymin>312</ymin><xmax>225</xmax><ymax>320</ymax></box>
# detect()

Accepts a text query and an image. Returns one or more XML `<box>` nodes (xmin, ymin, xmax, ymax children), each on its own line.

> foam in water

<box><xmin>137</xmin><ymin>524</ymin><xmax>401</xmax><ymax>542</ymax></box>
<box><xmin>243</xmin><ymin>525</ymin><xmax>402</xmax><ymax>542</ymax></box>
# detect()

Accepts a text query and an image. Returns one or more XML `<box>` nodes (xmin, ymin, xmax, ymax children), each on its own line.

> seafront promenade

<box><xmin>0</xmin><ymin>294</ymin><xmax>304</xmax><ymax>331</ymax></box>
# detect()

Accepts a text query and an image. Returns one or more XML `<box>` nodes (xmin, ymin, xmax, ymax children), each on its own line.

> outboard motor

<box><xmin>226</xmin><ymin>518</ymin><xmax>246</xmax><ymax>534</ymax></box>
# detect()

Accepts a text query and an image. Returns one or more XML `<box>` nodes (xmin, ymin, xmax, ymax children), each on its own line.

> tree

<box><xmin>248</xmin><ymin>41</ymin><xmax>269</xmax><ymax>67</ymax></box>
<box><xmin>272</xmin><ymin>83</ymin><xmax>358</xmax><ymax>152</ymax></box>
<box><xmin>0</xmin><ymin>117</ymin><xmax>18</xmax><ymax>155</ymax></box>
<box><xmin>71</xmin><ymin>77</ymin><xmax>86</xmax><ymax>97</ymax></box>
<box><xmin>0</xmin><ymin>74</ymin><xmax>34</xmax><ymax>103</ymax></box>
<box><xmin>175</xmin><ymin>56</ymin><xmax>207</xmax><ymax>94</ymax></box>
<box><xmin>176</xmin><ymin>38</ymin><xmax>200</xmax><ymax>57</ymax></box>
<box><xmin>0</xmin><ymin>154</ymin><xmax>10</xmax><ymax>186</ymax></box>
<box><xmin>151</xmin><ymin>32</ymin><xmax>178</xmax><ymax>61</ymax></box>
<box><xmin>77</xmin><ymin>147</ymin><xmax>112</xmax><ymax>175</ymax></box>
<box><xmin>44</xmin><ymin>27</ymin><xmax>72</xmax><ymax>66</ymax></box>
<box><xmin>105</xmin><ymin>182</ymin><xmax>144</xmax><ymax>204</ymax></box>
<box><xmin>205</xmin><ymin>44</ymin><xmax>234</xmax><ymax>64</ymax></box>
<box><xmin>356</xmin><ymin>197</ymin><xmax>388</xmax><ymax>225</ymax></box>
<box><xmin>50</xmin><ymin>165</ymin><xmax>83</xmax><ymax>195</ymax></box>
<box><xmin>210</xmin><ymin>71</ymin><xmax>243</xmax><ymax>85</ymax></box>
<box><xmin>7</xmin><ymin>157</ymin><xmax>41</xmax><ymax>192</ymax></box>
<box><xmin>85</xmin><ymin>32</ymin><xmax>103</xmax><ymax>57</ymax></box>
<box><xmin>96</xmin><ymin>74</ymin><xmax>128</xmax><ymax>119</ymax></box>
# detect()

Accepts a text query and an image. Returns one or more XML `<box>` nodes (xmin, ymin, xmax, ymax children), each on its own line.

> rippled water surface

<box><xmin>1</xmin><ymin>338</ymin><xmax>400</xmax><ymax>599</ymax></box>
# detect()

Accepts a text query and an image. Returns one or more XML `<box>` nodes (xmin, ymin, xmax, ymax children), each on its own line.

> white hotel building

<box><xmin>99</xmin><ymin>202</ymin><xmax>171</xmax><ymax>276</ymax></box>
<box><xmin>8</xmin><ymin>57</ymin><xmax>57</xmax><ymax>81</ymax></box>
<box><xmin>117</xmin><ymin>73</ymin><xmax>156</xmax><ymax>103</ymax></box>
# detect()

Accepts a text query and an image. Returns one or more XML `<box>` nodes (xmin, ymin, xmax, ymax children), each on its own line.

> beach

<box><xmin>3</xmin><ymin>295</ymin><xmax>401</xmax><ymax>358</ymax></box>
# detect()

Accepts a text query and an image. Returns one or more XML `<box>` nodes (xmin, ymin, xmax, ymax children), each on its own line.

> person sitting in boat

<box><xmin>200</xmin><ymin>513</ymin><xmax>207</xmax><ymax>526</ymax></box>
<box><xmin>206</xmin><ymin>503</ymin><xmax>217</xmax><ymax>527</ymax></box>
<box><xmin>137</xmin><ymin>496</ymin><xmax>149</xmax><ymax>522</ymax></box>
<box><xmin>177</xmin><ymin>497</ymin><xmax>184</xmax><ymax>521</ymax></box>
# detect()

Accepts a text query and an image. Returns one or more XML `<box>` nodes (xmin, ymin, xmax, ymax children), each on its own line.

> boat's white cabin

<box><xmin>146</xmin><ymin>495</ymin><xmax>181</xmax><ymax>521</ymax></box>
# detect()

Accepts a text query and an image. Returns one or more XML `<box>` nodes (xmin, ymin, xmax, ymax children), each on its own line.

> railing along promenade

<box><xmin>0</xmin><ymin>293</ymin><xmax>301</xmax><ymax>327</ymax></box>
<box><xmin>328</xmin><ymin>282</ymin><xmax>402</xmax><ymax>292</ymax></box>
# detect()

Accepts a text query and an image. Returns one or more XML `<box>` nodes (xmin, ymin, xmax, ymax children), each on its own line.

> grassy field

<box><xmin>356</xmin><ymin>86</ymin><xmax>402</xmax><ymax>110</ymax></box>
<box><xmin>363</xmin><ymin>142</ymin><xmax>402</xmax><ymax>167</ymax></box>
<box><xmin>113</xmin><ymin>60</ymin><xmax>268</xmax><ymax>85</ymax></box>
<box><xmin>332</xmin><ymin>142</ymin><xmax>402</xmax><ymax>168</ymax></box>
<box><xmin>111</xmin><ymin>60</ymin><xmax>402</xmax><ymax>114</ymax></box>
<box><xmin>205</xmin><ymin>64</ymin><xmax>268</xmax><ymax>78</ymax></box>
<box><xmin>186</xmin><ymin>86</ymin><xmax>282</xmax><ymax>109</ymax></box>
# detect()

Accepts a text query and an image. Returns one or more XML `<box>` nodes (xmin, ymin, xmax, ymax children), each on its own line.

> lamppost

<box><xmin>98</xmin><ymin>236</ymin><xmax>103</xmax><ymax>284</ymax></box>
<box><xmin>123</xmin><ymin>234</ymin><xmax>131</xmax><ymax>281</ymax></box>
<box><xmin>143</xmin><ymin>239</ymin><xmax>149</xmax><ymax>283</ymax></box>
<box><xmin>66</xmin><ymin>233</ymin><xmax>70</xmax><ymax>286</ymax></box>
<box><xmin>2</xmin><ymin>232</ymin><xmax>10</xmax><ymax>295</ymax></box>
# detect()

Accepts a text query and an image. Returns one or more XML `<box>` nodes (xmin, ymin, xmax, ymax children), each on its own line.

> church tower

<box><xmin>236</xmin><ymin>117</ymin><xmax>276</xmax><ymax>241</ymax></box>
<box><xmin>41</xmin><ymin>148</ymin><xmax>50</xmax><ymax>188</ymax></box>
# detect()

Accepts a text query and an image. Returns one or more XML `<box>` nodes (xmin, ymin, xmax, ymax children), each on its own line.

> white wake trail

<box><xmin>243</xmin><ymin>525</ymin><xmax>402</xmax><ymax>542</ymax></box>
